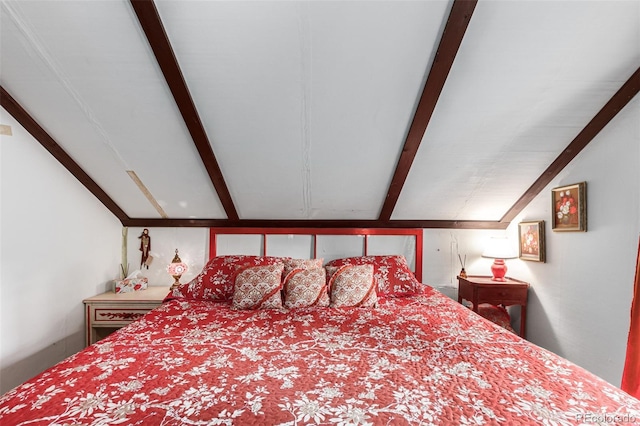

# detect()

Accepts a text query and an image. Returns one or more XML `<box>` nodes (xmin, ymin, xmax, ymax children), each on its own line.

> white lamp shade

<box><xmin>482</xmin><ymin>237</ymin><xmax>517</xmax><ymax>259</ymax></box>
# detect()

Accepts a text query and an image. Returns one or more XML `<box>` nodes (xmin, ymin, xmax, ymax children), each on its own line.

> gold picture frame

<box><xmin>551</xmin><ymin>182</ymin><xmax>587</xmax><ymax>232</ymax></box>
<box><xmin>518</xmin><ymin>221</ymin><xmax>545</xmax><ymax>262</ymax></box>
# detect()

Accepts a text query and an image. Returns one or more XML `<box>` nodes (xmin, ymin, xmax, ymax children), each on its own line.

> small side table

<box><xmin>83</xmin><ymin>286</ymin><xmax>170</xmax><ymax>346</ymax></box>
<box><xmin>457</xmin><ymin>275</ymin><xmax>529</xmax><ymax>338</ymax></box>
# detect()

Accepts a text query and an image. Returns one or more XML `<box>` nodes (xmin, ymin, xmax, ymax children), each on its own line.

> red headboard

<box><xmin>208</xmin><ymin>227</ymin><xmax>423</xmax><ymax>282</ymax></box>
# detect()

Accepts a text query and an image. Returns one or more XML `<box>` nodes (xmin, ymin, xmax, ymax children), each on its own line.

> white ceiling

<box><xmin>1</xmin><ymin>0</ymin><xmax>638</xmax><ymax>226</ymax></box>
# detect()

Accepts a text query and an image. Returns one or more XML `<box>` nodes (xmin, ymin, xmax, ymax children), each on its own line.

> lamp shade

<box><xmin>482</xmin><ymin>237</ymin><xmax>517</xmax><ymax>282</ymax></box>
<box><xmin>482</xmin><ymin>237</ymin><xmax>517</xmax><ymax>260</ymax></box>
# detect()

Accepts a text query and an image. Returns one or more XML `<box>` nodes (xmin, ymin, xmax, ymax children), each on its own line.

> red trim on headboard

<box><xmin>208</xmin><ymin>227</ymin><xmax>423</xmax><ymax>282</ymax></box>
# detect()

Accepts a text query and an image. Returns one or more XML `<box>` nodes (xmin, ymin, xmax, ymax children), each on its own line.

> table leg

<box><xmin>520</xmin><ymin>305</ymin><xmax>527</xmax><ymax>338</ymax></box>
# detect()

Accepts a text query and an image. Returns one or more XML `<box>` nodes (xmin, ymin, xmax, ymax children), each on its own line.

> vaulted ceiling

<box><xmin>1</xmin><ymin>0</ymin><xmax>639</xmax><ymax>229</ymax></box>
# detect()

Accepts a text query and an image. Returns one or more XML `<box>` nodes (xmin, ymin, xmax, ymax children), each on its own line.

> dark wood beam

<box><xmin>0</xmin><ymin>86</ymin><xmax>130</xmax><ymax>223</ymax></box>
<box><xmin>130</xmin><ymin>0</ymin><xmax>239</xmax><ymax>220</ymax></box>
<box><xmin>501</xmin><ymin>66</ymin><xmax>640</xmax><ymax>223</ymax></box>
<box><xmin>122</xmin><ymin>218</ymin><xmax>507</xmax><ymax>230</ymax></box>
<box><xmin>378</xmin><ymin>0</ymin><xmax>477</xmax><ymax>221</ymax></box>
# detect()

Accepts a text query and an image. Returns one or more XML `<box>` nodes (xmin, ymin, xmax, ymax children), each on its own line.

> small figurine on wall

<box><xmin>138</xmin><ymin>228</ymin><xmax>151</xmax><ymax>269</ymax></box>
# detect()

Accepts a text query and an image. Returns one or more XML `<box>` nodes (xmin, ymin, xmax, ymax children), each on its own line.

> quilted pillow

<box><xmin>325</xmin><ymin>255</ymin><xmax>422</xmax><ymax>297</ymax></box>
<box><xmin>232</xmin><ymin>264</ymin><xmax>285</xmax><ymax>310</ymax></box>
<box><xmin>283</xmin><ymin>267</ymin><xmax>329</xmax><ymax>309</ymax></box>
<box><xmin>327</xmin><ymin>264</ymin><xmax>377</xmax><ymax>308</ymax></box>
<box><xmin>170</xmin><ymin>255</ymin><xmax>286</xmax><ymax>301</ymax></box>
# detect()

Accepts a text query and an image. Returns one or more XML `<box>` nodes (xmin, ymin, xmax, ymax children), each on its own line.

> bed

<box><xmin>1</xmin><ymin>228</ymin><xmax>639</xmax><ymax>425</ymax></box>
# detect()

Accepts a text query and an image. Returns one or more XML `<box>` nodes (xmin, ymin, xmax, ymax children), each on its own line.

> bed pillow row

<box><xmin>170</xmin><ymin>254</ymin><xmax>422</xmax><ymax>303</ymax></box>
<box><xmin>232</xmin><ymin>263</ymin><xmax>377</xmax><ymax>310</ymax></box>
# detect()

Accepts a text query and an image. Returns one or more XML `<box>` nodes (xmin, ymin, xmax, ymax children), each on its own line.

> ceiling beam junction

<box><xmin>129</xmin><ymin>0</ymin><xmax>239</xmax><ymax>221</ymax></box>
<box><xmin>501</xmin><ymin>65</ymin><xmax>640</xmax><ymax>223</ymax></box>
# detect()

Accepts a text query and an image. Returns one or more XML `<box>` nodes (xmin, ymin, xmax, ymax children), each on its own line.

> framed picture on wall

<box><xmin>518</xmin><ymin>220</ymin><xmax>545</xmax><ymax>262</ymax></box>
<box><xmin>551</xmin><ymin>182</ymin><xmax>587</xmax><ymax>232</ymax></box>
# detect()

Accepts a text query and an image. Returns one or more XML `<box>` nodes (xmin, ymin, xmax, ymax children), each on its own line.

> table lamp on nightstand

<box><xmin>482</xmin><ymin>237</ymin><xmax>517</xmax><ymax>281</ymax></box>
<box><xmin>167</xmin><ymin>249</ymin><xmax>188</xmax><ymax>290</ymax></box>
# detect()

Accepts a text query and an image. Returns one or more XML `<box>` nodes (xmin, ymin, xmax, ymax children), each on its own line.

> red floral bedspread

<box><xmin>2</xmin><ymin>287</ymin><xmax>639</xmax><ymax>425</ymax></box>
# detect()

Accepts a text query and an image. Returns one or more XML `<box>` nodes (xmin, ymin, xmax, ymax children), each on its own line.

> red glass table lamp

<box><xmin>482</xmin><ymin>237</ymin><xmax>517</xmax><ymax>281</ymax></box>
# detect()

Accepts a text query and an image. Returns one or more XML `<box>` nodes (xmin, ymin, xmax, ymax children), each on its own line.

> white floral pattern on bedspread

<box><xmin>1</xmin><ymin>288</ymin><xmax>639</xmax><ymax>425</ymax></box>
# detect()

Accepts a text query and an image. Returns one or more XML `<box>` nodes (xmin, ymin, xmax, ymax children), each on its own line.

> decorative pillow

<box><xmin>327</xmin><ymin>264</ymin><xmax>377</xmax><ymax>308</ymax></box>
<box><xmin>325</xmin><ymin>255</ymin><xmax>422</xmax><ymax>297</ymax></box>
<box><xmin>283</xmin><ymin>258</ymin><xmax>323</xmax><ymax>272</ymax></box>
<box><xmin>283</xmin><ymin>267</ymin><xmax>329</xmax><ymax>309</ymax></box>
<box><xmin>282</xmin><ymin>258</ymin><xmax>324</xmax><ymax>282</ymax></box>
<box><xmin>232</xmin><ymin>264</ymin><xmax>285</xmax><ymax>310</ymax></box>
<box><xmin>170</xmin><ymin>255</ymin><xmax>286</xmax><ymax>301</ymax></box>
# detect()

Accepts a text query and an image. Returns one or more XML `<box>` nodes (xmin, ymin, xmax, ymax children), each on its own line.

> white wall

<box><xmin>508</xmin><ymin>96</ymin><xmax>640</xmax><ymax>387</ymax></box>
<box><xmin>0</xmin><ymin>108</ymin><xmax>122</xmax><ymax>394</ymax></box>
<box><xmin>425</xmin><ymin>97</ymin><xmax>640</xmax><ymax>387</ymax></box>
<box><xmin>422</xmin><ymin>228</ymin><xmax>508</xmax><ymax>288</ymax></box>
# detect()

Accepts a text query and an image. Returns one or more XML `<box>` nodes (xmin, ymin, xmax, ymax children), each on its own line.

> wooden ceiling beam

<box><xmin>130</xmin><ymin>0</ymin><xmax>239</xmax><ymax>221</ymax></box>
<box><xmin>501</xmin><ymin>65</ymin><xmax>640</xmax><ymax>223</ymax></box>
<box><xmin>122</xmin><ymin>218</ymin><xmax>507</xmax><ymax>230</ymax></box>
<box><xmin>378</xmin><ymin>0</ymin><xmax>477</xmax><ymax>221</ymax></box>
<box><xmin>0</xmin><ymin>86</ymin><xmax>130</xmax><ymax>223</ymax></box>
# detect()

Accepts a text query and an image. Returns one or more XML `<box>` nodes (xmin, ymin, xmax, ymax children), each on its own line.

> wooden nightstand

<box><xmin>83</xmin><ymin>286</ymin><xmax>170</xmax><ymax>346</ymax></box>
<box><xmin>457</xmin><ymin>275</ymin><xmax>529</xmax><ymax>338</ymax></box>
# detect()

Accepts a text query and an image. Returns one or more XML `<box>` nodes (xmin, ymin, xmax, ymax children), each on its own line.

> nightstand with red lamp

<box><xmin>458</xmin><ymin>238</ymin><xmax>529</xmax><ymax>337</ymax></box>
<box><xmin>457</xmin><ymin>275</ymin><xmax>529</xmax><ymax>338</ymax></box>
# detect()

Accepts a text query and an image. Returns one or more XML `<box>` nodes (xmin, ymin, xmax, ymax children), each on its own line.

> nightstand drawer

<box><xmin>475</xmin><ymin>286</ymin><xmax>528</xmax><ymax>305</ymax></box>
<box><xmin>91</xmin><ymin>305</ymin><xmax>159</xmax><ymax>325</ymax></box>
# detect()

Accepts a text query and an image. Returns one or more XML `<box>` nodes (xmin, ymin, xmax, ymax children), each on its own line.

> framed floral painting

<box><xmin>551</xmin><ymin>182</ymin><xmax>587</xmax><ymax>232</ymax></box>
<box><xmin>519</xmin><ymin>221</ymin><xmax>545</xmax><ymax>262</ymax></box>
